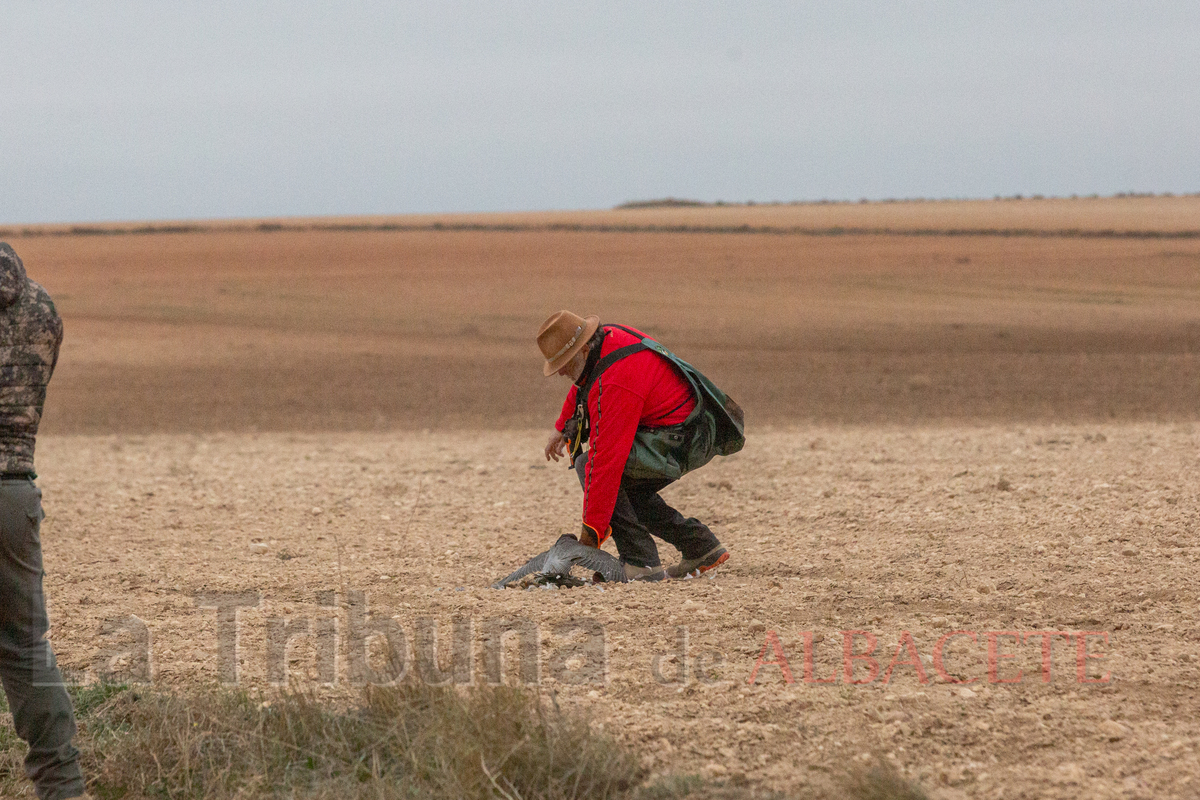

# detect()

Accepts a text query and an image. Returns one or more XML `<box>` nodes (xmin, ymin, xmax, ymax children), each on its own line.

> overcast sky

<box><xmin>3</xmin><ymin>1</ymin><xmax>1198</xmax><ymax>224</ymax></box>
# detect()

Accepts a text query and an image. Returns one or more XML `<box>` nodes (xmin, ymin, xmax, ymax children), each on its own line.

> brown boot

<box><xmin>666</xmin><ymin>546</ymin><xmax>729</xmax><ymax>579</ymax></box>
<box><xmin>623</xmin><ymin>562</ymin><xmax>666</xmax><ymax>582</ymax></box>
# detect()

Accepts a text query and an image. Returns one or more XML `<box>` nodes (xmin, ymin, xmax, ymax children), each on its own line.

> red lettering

<box><xmin>1076</xmin><ymin>631</ymin><xmax>1111</xmax><ymax>684</ymax></box>
<box><xmin>842</xmin><ymin>630</ymin><xmax>879</xmax><ymax>685</ymax></box>
<box><xmin>933</xmin><ymin>631</ymin><xmax>978</xmax><ymax>684</ymax></box>
<box><xmin>801</xmin><ymin>631</ymin><xmax>837</xmax><ymax>684</ymax></box>
<box><xmin>986</xmin><ymin>631</ymin><xmax>1023</xmax><ymax>684</ymax></box>
<box><xmin>748</xmin><ymin>630</ymin><xmax>794</xmax><ymax>684</ymax></box>
<box><xmin>1022</xmin><ymin>631</ymin><xmax>1072</xmax><ymax>683</ymax></box>
<box><xmin>882</xmin><ymin>630</ymin><xmax>929</xmax><ymax>685</ymax></box>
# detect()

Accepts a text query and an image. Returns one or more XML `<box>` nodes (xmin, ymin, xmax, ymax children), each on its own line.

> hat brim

<box><xmin>543</xmin><ymin>315</ymin><xmax>600</xmax><ymax>376</ymax></box>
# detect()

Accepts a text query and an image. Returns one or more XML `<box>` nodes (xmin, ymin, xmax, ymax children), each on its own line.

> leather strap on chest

<box><xmin>565</xmin><ymin>341</ymin><xmax>648</xmax><ymax>459</ymax></box>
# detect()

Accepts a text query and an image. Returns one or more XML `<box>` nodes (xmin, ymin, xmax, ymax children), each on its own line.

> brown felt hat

<box><xmin>537</xmin><ymin>310</ymin><xmax>600</xmax><ymax>376</ymax></box>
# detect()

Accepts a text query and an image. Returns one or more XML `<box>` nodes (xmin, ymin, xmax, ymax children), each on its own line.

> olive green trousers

<box><xmin>0</xmin><ymin>477</ymin><xmax>85</xmax><ymax>800</ymax></box>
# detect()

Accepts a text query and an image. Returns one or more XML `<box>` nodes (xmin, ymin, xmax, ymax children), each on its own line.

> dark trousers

<box><xmin>0</xmin><ymin>478</ymin><xmax>85</xmax><ymax>800</ymax></box>
<box><xmin>574</xmin><ymin>452</ymin><xmax>720</xmax><ymax>569</ymax></box>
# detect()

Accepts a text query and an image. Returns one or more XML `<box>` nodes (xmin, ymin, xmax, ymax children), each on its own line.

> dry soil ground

<box><xmin>3</xmin><ymin>198</ymin><xmax>1200</xmax><ymax>799</ymax></box>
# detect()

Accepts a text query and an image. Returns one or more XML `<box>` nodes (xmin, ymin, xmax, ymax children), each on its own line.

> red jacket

<box><xmin>554</xmin><ymin>325</ymin><xmax>695</xmax><ymax>543</ymax></box>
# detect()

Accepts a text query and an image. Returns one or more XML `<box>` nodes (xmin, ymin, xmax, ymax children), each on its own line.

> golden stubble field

<box><xmin>4</xmin><ymin>198</ymin><xmax>1200</xmax><ymax>799</ymax></box>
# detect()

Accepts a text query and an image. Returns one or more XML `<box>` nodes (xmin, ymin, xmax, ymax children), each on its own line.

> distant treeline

<box><xmin>5</xmin><ymin>224</ymin><xmax>1200</xmax><ymax>241</ymax></box>
<box><xmin>3</xmin><ymin>191</ymin><xmax>1199</xmax><ymax>240</ymax></box>
<box><xmin>615</xmin><ymin>191</ymin><xmax>1200</xmax><ymax>209</ymax></box>
<box><xmin>4</xmin><ymin>221</ymin><xmax>1200</xmax><ymax>240</ymax></box>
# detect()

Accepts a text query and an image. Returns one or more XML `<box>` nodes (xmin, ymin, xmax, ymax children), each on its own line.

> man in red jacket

<box><xmin>538</xmin><ymin>310</ymin><xmax>729</xmax><ymax>581</ymax></box>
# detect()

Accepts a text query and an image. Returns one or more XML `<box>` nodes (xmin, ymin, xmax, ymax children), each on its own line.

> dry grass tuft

<box><xmin>842</xmin><ymin>759</ymin><xmax>929</xmax><ymax>800</ymax></box>
<box><xmin>0</xmin><ymin>711</ymin><xmax>23</xmax><ymax>792</ymax></box>
<box><xmin>5</xmin><ymin>684</ymin><xmax>931</xmax><ymax>800</ymax></box>
<box><xmin>12</xmin><ymin>682</ymin><xmax>644</xmax><ymax>800</ymax></box>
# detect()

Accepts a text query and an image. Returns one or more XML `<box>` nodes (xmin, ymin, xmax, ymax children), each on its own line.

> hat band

<box><xmin>549</xmin><ymin>326</ymin><xmax>583</xmax><ymax>360</ymax></box>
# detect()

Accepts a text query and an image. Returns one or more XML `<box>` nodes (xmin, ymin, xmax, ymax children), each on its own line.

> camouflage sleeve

<box><xmin>0</xmin><ymin>279</ymin><xmax>64</xmax><ymax>473</ymax></box>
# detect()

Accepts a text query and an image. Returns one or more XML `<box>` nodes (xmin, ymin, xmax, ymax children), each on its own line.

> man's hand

<box><xmin>545</xmin><ymin>430</ymin><xmax>568</xmax><ymax>462</ymax></box>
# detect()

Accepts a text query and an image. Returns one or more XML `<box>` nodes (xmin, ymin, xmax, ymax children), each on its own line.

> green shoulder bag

<box><xmin>566</xmin><ymin>326</ymin><xmax>745</xmax><ymax>481</ymax></box>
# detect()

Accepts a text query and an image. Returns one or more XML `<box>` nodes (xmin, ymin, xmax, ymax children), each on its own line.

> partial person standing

<box><xmin>0</xmin><ymin>243</ymin><xmax>88</xmax><ymax>800</ymax></box>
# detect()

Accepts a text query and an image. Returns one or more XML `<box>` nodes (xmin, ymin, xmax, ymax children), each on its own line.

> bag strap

<box><xmin>565</xmin><ymin>335</ymin><xmax>649</xmax><ymax>460</ymax></box>
<box><xmin>606</xmin><ymin>324</ymin><xmax>647</xmax><ymax>341</ymax></box>
<box><xmin>576</xmin><ymin>342</ymin><xmax>648</xmax><ymax>406</ymax></box>
<box><xmin>590</xmin><ymin>324</ymin><xmax>745</xmax><ymax>456</ymax></box>
<box><xmin>606</xmin><ymin>325</ymin><xmax>706</xmax><ymax>426</ymax></box>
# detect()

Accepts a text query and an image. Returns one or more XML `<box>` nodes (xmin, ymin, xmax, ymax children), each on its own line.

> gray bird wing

<box><xmin>492</xmin><ymin>535</ymin><xmax>627</xmax><ymax>587</ymax></box>
<box><xmin>554</xmin><ymin>538</ymin><xmax>626</xmax><ymax>583</ymax></box>
<box><xmin>491</xmin><ymin>547</ymin><xmax>552</xmax><ymax>588</ymax></box>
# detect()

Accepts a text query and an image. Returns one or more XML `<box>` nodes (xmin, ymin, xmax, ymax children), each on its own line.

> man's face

<box><xmin>557</xmin><ymin>346</ymin><xmax>589</xmax><ymax>382</ymax></box>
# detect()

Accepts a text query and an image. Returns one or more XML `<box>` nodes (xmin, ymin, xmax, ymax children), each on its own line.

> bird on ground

<box><xmin>492</xmin><ymin>534</ymin><xmax>626</xmax><ymax>588</ymax></box>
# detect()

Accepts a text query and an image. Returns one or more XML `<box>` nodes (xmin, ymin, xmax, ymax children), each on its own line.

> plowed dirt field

<box><xmin>4</xmin><ymin>198</ymin><xmax>1200</xmax><ymax>798</ymax></box>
